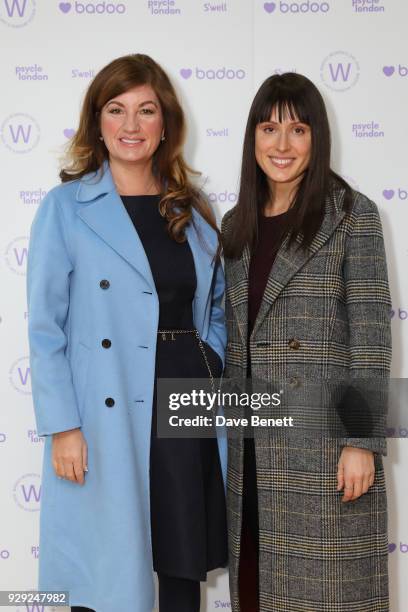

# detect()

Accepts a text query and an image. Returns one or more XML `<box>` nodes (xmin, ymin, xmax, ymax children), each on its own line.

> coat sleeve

<box><xmin>27</xmin><ymin>189</ymin><xmax>82</xmax><ymax>436</ymax></box>
<box><xmin>342</xmin><ymin>194</ymin><xmax>392</xmax><ymax>455</ymax></box>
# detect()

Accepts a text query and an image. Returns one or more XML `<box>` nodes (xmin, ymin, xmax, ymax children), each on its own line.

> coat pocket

<box><xmin>71</xmin><ymin>342</ymin><xmax>91</xmax><ymax>421</ymax></box>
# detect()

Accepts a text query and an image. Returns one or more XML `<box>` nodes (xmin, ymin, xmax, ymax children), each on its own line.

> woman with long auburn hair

<box><xmin>222</xmin><ymin>73</ymin><xmax>391</xmax><ymax>611</ymax></box>
<box><xmin>27</xmin><ymin>54</ymin><xmax>227</xmax><ymax>612</ymax></box>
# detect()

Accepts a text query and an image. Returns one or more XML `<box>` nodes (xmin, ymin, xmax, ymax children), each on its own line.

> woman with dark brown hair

<box><xmin>27</xmin><ymin>54</ymin><xmax>227</xmax><ymax>612</ymax></box>
<box><xmin>222</xmin><ymin>73</ymin><xmax>391</xmax><ymax>611</ymax></box>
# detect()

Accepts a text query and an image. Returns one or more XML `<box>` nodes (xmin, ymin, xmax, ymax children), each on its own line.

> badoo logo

<box><xmin>263</xmin><ymin>1</ymin><xmax>330</xmax><ymax>13</ymax></box>
<box><xmin>180</xmin><ymin>67</ymin><xmax>246</xmax><ymax>81</ymax></box>
<box><xmin>0</xmin><ymin>549</ymin><xmax>10</xmax><ymax>559</ymax></box>
<box><xmin>320</xmin><ymin>51</ymin><xmax>360</xmax><ymax>92</ymax></box>
<box><xmin>4</xmin><ymin>236</ymin><xmax>28</xmax><ymax>276</ymax></box>
<box><xmin>383</xmin><ymin>65</ymin><xmax>408</xmax><ymax>78</ymax></box>
<box><xmin>382</xmin><ymin>188</ymin><xmax>408</xmax><ymax>201</ymax></box>
<box><xmin>390</xmin><ymin>542</ymin><xmax>408</xmax><ymax>554</ymax></box>
<box><xmin>9</xmin><ymin>356</ymin><xmax>31</xmax><ymax>395</ymax></box>
<box><xmin>0</xmin><ymin>113</ymin><xmax>40</xmax><ymax>153</ymax></box>
<box><xmin>0</xmin><ymin>0</ymin><xmax>36</xmax><ymax>28</ymax></box>
<box><xmin>58</xmin><ymin>1</ymin><xmax>126</xmax><ymax>14</ymax></box>
<box><xmin>208</xmin><ymin>191</ymin><xmax>237</xmax><ymax>205</ymax></box>
<box><xmin>390</xmin><ymin>308</ymin><xmax>408</xmax><ymax>321</ymax></box>
<box><xmin>13</xmin><ymin>473</ymin><xmax>41</xmax><ymax>512</ymax></box>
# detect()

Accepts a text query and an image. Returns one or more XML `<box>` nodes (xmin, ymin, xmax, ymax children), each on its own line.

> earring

<box><xmin>99</xmin><ymin>136</ymin><xmax>104</xmax><ymax>141</ymax></box>
<box><xmin>161</xmin><ymin>134</ymin><xmax>165</xmax><ymax>142</ymax></box>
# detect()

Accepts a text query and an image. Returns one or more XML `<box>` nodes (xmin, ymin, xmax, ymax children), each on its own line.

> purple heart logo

<box><xmin>264</xmin><ymin>2</ymin><xmax>276</xmax><ymax>12</ymax></box>
<box><xmin>383</xmin><ymin>66</ymin><xmax>395</xmax><ymax>77</ymax></box>
<box><xmin>63</xmin><ymin>128</ymin><xmax>75</xmax><ymax>139</ymax></box>
<box><xmin>59</xmin><ymin>2</ymin><xmax>71</xmax><ymax>12</ymax></box>
<box><xmin>180</xmin><ymin>68</ymin><xmax>192</xmax><ymax>80</ymax></box>
<box><xmin>388</xmin><ymin>543</ymin><xmax>396</xmax><ymax>553</ymax></box>
<box><xmin>383</xmin><ymin>189</ymin><xmax>395</xmax><ymax>200</ymax></box>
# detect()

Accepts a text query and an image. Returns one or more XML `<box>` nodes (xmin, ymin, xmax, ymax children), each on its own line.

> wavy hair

<box><xmin>60</xmin><ymin>54</ymin><xmax>219</xmax><ymax>247</ymax></box>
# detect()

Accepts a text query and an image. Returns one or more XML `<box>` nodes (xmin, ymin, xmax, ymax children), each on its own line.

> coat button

<box><xmin>101</xmin><ymin>339</ymin><xmax>111</xmax><ymax>349</ymax></box>
<box><xmin>288</xmin><ymin>338</ymin><xmax>301</xmax><ymax>350</ymax></box>
<box><xmin>105</xmin><ymin>397</ymin><xmax>115</xmax><ymax>408</ymax></box>
<box><xmin>100</xmin><ymin>279</ymin><xmax>110</xmax><ymax>290</ymax></box>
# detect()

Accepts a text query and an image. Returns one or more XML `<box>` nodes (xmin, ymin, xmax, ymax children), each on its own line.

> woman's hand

<box><xmin>337</xmin><ymin>446</ymin><xmax>375</xmax><ymax>502</ymax></box>
<box><xmin>52</xmin><ymin>428</ymin><xmax>88</xmax><ymax>485</ymax></box>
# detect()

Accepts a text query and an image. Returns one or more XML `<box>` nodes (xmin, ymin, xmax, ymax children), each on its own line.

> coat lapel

<box><xmin>251</xmin><ymin>193</ymin><xmax>346</xmax><ymax>337</ymax></box>
<box><xmin>76</xmin><ymin>163</ymin><xmax>217</xmax><ymax>314</ymax></box>
<box><xmin>226</xmin><ymin>243</ymin><xmax>250</xmax><ymax>345</ymax></box>
<box><xmin>76</xmin><ymin>163</ymin><xmax>155</xmax><ymax>291</ymax></box>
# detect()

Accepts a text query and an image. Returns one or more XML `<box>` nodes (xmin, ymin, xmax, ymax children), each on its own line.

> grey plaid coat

<box><xmin>222</xmin><ymin>187</ymin><xmax>391</xmax><ymax>612</ymax></box>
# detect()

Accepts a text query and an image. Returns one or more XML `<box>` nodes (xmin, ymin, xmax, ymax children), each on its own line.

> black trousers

<box><xmin>71</xmin><ymin>573</ymin><xmax>200</xmax><ymax>611</ymax></box>
<box><xmin>239</xmin><ymin>437</ymin><xmax>260</xmax><ymax>611</ymax></box>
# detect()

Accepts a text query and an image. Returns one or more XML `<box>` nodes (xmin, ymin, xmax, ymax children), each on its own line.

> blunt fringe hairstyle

<box><xmin>223</xmin><ymin>72</ymin><xmax>352</xmax><ymax>259</ymax></box>
<box><xmin>60</xmin><ymin>54</ymin><xmax>219</xmax><ymax>246</ymax></box>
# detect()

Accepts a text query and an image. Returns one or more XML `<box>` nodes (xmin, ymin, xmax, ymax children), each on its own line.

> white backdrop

<box><xmin>1</xmin><ymin>0</ymin><xmax>407</xmax><ymax>610</ymax></box>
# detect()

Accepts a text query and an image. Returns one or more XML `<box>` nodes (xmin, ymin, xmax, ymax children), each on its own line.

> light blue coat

<box><xmin>27</xmin><ymin>162</ymin><xmax>227</xmax><ymax>612</ymax></box>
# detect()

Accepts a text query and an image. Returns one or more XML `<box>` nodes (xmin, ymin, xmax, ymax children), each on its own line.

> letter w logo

<box><xmin>8</xmin><ymin>123</ymin><xmax>31</xmax><ymax>144</ymax></box>
<box><xmin>18</xmin><ymin>366</ymin><xmax>30</xmax><ymax>386</ymax></box>
<box><xmin>329</xmin><ymin>62</ymin><xmax>352</xmax><ymax>82</ymax></box>
<box><xmin>3</xmin><ymin>0</ymin><xmax>28</xmax><ymax>17</ymax></box>
<box><xmin>14</xmin><ymin>246</ymin><xmax>28</xmax><ymax>266</ymax></box>
<box><xmin>21</xmin><ymin>483</ymin><xmax>41</xmax><ymax>503</ymax></box>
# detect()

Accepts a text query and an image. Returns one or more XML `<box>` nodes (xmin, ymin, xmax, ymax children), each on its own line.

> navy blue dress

<box><xmin>121</xmin><ymin>195</ymin><xmax>228</xmax><ymax>581</ymax></box>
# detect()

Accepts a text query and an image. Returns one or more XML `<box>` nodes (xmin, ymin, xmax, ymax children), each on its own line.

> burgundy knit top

<box><xmin>248</xmin><ymin>210</ymin><xmax>290</xmax><ymax>334</ymax></box>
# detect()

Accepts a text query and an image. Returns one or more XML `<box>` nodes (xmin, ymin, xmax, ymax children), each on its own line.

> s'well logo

<box><xmin>58</xmin><ymin>1</ymin><xmax>126</xmax><ymax>14</ymax></box>
<box><xmin>352</xmin><ymin>0</ymin><xmax>385</xmax><ymax>13</ymax></box>
<box><xmin>382</xmin><ymin>188</ymin><xmax>408</xmax><ymax>201</ymax></box>
<box><xmin>263</xmin><ymin>1</ymin><xmax>330</xmax><ymax>13</ymax></box>
<box><xmin>0</xmin><ymin>114</ymin><xmax>40</xmax><ymax>153</ymax></box>
<box><xmin>0</xmin><ymin>0</ymin><xmax>35</xmax><ymax>27</ymax></box>
<box><xmin>342</xmin><ymin>175</ymin><xmax>360</xmax><ymax>191</ymax></box>
<box><xmin>320</xmin><ymin>51</ymin><xmax>360</xmax><ymax>92</ymax></box>
<box><xmin>383</xmin><ymin>65</ymin><xmax>408</xmax><ymax>78</ymax></box>
<box><xmin>4</xmin><ymin>236</ymin><xmax>28</xmax><ymax>275</ymax></box>
<box><xmin>180</xmin><ymin>67</ymin><xmax>246</xmax><ymax>80</ymax></box>
<box><xmin>13</xmin><ymin>474</ymin><xmax>41</xmax><ymax>511</ymax></box>
<box><xmin>9</xmin><ymin>356</ymin><xmax>31</xmax><ymax>395</ymax></box>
